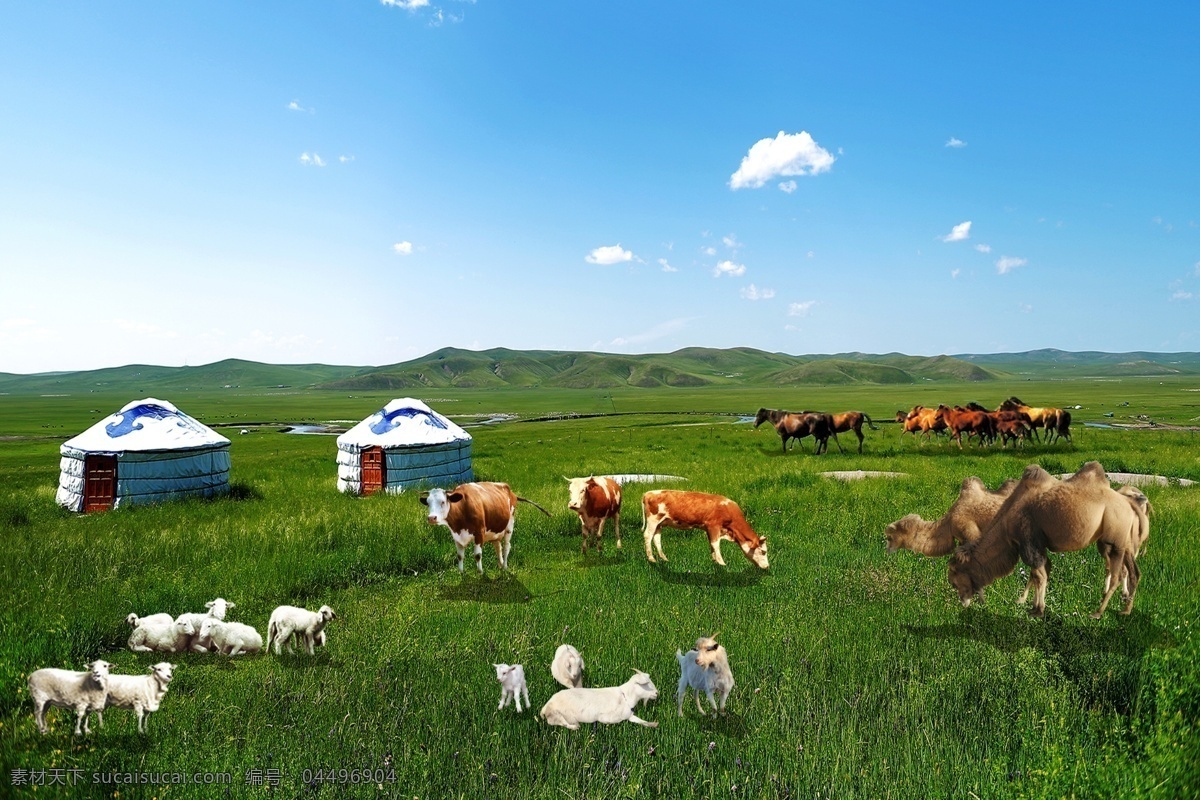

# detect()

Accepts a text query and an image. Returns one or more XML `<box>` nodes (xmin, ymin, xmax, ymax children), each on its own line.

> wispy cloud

<box><xmin>729</xmin><ymin>130</ymin><xmax>835</xmax><ymax>190</ymax></box>
<box><xmin>658</xmin><ymin>258</ymin><xmax>678</xmax><ymax>273</ymax></box>
<box><xmin>113</xmin><ymin>319</ymin><xmax>178</xmax><ymax>338</ymax></box>
<box><xmin>951</xmin><ymin>268</ymin><xmax>961</xmax><ymax>279</ymax></box>
<box><xmin>713</xmin><ymin>260</ymin><xmax>746</xmax><ymax>278</ymax></box>
<box><xmin>974</xmin><ymin>243</ymin><xmax>992</xmax><ymax>254</ymax></box>
<box><xmin>586</xmin><ymin>244</ymin><xmax>634</xmax><ymax>265</ymax></box>
<box><xmin>381</xmin><ymin>0</ymin><xmax>430</xmax><ymax>9</ymax></box>
<box><xmin>610</xmin><ymin>318</ymin><xmax>691</xmax><ymax>347</ymax></box>
<box><xmin>393</xmin><ymin>241</ymin><xmax>414</xmax><ymax>255</ymax></box>
<box><xmin>339</xmin><ymin>155</ymin><xmax>355</xmax><ymax>164</ymax></box>
<box><xmin>722</xmin><ymin>234</ymin><xmax>740</xmax><ymax>250</ymax></box>
<box><xmin>287</xmin><ymin>100</ymin><xmax>312</xmax><ymax>113</ymax></box>
<box><xmin>788</xmin><ymin>301</ymin><xmax>816</xmax><ymax>317</ymax></box>
<box><xmin>1019</xmin><ymin>303</ymin><xmax>1033</xmax><ymax>313</ymax></box>
<box><xmin>299</xmin><ymin>152</ymin><xmax>326</xmax><ymax>167</ymax></box>
<box><xmin>941</xmin><ymin>221</ymin><xmax>971</xmax><ymax>243</ymax></box>
<box><xmin>702</xmin><ymin>246</ymin><xmax>717</xmax><ymax>257</ymax></box>
<box><xmin>740</xmin><ymin>284</ymin><xmax>775</xmax><ymax>300</ymax></box>
<box><xmin>996</xmin><ymin>256</ymin><xmax>1027</xmax><ymax>275</ymax></box>
<box><xmin>779</xmin><ymin>180</ymin><xmax>798</xmax><ymax>194</ymax></box>
<box><xmin>1172</xmin><ymin>290</ymin><xmax>1194</xmax><ymax>301</ymax></box>
<box><xmin>945</xmin><ymin>137</ymin><xmax>967</xmax><ymax>148</ymax></box>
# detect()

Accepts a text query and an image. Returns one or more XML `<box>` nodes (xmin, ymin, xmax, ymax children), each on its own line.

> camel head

<box><xmin>947</xmin><ymin>551</ymin><xmax>979</xmax><ymax>607</ymax></box>
<box><xmin>884</xmin><ymin>514</ymin><xmax>923</xmax><ymax>554</ymax></box>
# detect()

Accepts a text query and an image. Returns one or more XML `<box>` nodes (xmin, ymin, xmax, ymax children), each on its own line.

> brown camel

<box><xmin>947</xmin><ymin>462</ymin><xmax>1143</xmax><ymax>618</ymax></box>
<box><xmin>885</xmin><ymin>477</ymin><xmax>1018</xmax><ymax>557</ymax></box>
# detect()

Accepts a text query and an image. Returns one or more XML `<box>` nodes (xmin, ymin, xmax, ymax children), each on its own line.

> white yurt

<box><xmin>56</xmin><ymin>398</ymin><xmax>231</xmax><ymax>513</ymax></box>
<box><xmin>336</xmin><ymin>398</ymin><xmax>473</xmax><ymax>495</ymax></box>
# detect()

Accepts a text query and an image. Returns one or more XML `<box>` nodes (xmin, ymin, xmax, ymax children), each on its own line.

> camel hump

<box><xmin>1074</xmin><ymin>461</ymin><xmax>1109</xmax><ymax>484</ymax></box>
<box><xmin>959</xmin><ymin>476</ymin><xmax>986</xmax><ymax>495</ymax></box>
<box><xmin>1020</xmin><ymin>464</ymin><xmax>1055</xmax><ymax>485</ymax></box>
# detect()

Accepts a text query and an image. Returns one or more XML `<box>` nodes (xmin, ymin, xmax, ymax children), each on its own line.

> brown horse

<box><xmin>998</xmin><ymin>397</ymin><xmax>1067</xmax><ymax>443</ymax></box>
<box><xmin>753</xmin><ymin>408</ymin><xmax>836</xmax><ymax>454</ymax></box>
<box><xmin>828</xmin><ymin>411</ymin><xmax>878</xmax><ymax>454</ymax></box>
<box><xmin>896</xmin><ymin>406</ymin><xmax>945</xmax><ymax>443</ymax></box>
<box><xmin>935</xmin><ymin>405</ymin><xmax>997</xmax><ymax>449</ymax></box>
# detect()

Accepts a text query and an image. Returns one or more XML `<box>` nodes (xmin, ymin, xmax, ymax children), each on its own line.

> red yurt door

<box><xmin>361</xmin><ymin>447</ymin><xmax>385</xmax><ymax>495</ymax></box>
<box><xmin>84</xmin><ymin>454</ymin><xmax>117</xmax><ymax>512</ymax></box>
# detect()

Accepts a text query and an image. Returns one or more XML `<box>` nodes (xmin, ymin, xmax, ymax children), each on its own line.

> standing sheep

<box><xmin>539</xmin><ymin>671</ymin><xmax>659</xmax><ymax>730</ymax></box>
<box><xmin>128</xmin><ymin>618</ymin><xmax>195</xmax><ymax>653</ymax></box>
<box><xmin>28</xmin><ymin>660</ymin><xmax>114</xmax><ymax>736</ymax></box>
<box><xmin>197</xmin><ymin>618</ymin><xmax>263</xmax><ymax>656</ymax></box>
<box><xmin>266</xmin><ymin>605</ymin><xmax>337</xmax><ymax>656</ymax></box>
<box><xmin>494</xmin><ymin>664</ymin><xmax>530</xmax><ymax>712</ymax></box>
<box><xmin>675</xmin><ymin>634</ymin><xmax>735</xmax><ymax>717</ymax></box>
<box><xmin>101</xmin><ymin>662</ymin><xmax>174</xmax><ymax>733</ymax></box>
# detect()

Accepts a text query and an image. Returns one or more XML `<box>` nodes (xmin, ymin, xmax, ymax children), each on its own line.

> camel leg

<box><xmin>1091</xmin><ymin>547</ymin><xmax>1126</xmax><ymax>619</ymax></box>
<box><xmin>1120</xmin><ymin>553</ymin><xmax>1141</xmax><ymax>614</ymax></box>
<box><xmin>1026</xmin><ymin>555</ymin><xmax>1049</xmax><ymax>617</ymax></box>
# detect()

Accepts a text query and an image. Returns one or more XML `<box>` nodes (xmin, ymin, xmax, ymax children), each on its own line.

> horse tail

<box><xmin>863</xmin><ymin>413</ymin><xmax>879</xmax><ymax>431</ymax></box>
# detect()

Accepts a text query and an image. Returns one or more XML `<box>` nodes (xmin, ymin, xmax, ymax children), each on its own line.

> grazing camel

<box><xmin>828</xmin><ymin>411</ymin><xmax>879</xmax><ymax>454</ymax></box>
<box><xmin>885</xmin><ymin>477</ymin><xmax>1018</xmax><ymax>557</ymax></box>
<box><xmin>947</xmin><ymin>462</ymin><xmax>1144</xmax><ymax>619</ymax></box>
<box><xmin>753</xmin><ymin>408</ymin><xmax>836</xmax><ymax>455</ymax></box>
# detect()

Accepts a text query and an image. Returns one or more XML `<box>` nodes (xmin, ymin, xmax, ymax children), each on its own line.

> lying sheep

<box><xmin>539</xmin><ymin>670</ymin><xmax>659</xmax><ymax>729</ymax></box>
<box><xmin>266</xmin><ymin>605</ymin><xmax>336</xmax><ymax>656</ymax></box>
<box><xmin>551</xmin><ymin>644</ymin><xmax>584</xmax><ymax>688</ymax></box>
<box><xmin>676</xmin><ymin>634</ymin><xmax>735</xmax><ymax>717</ymax></box>
<box><xmin>494</xmin><ymin>664</ymin><xmax>530</xmax><ymax>712</ymax></box>
<box><xmin>128</xmin><ymin>618</ymin><xmax>195</xmax><ymax>653</ymax></box>
<box><xmin>126</xmin><ymin>612</ymin><xmax>173</xmax><ymax>629</ymax></box>
<box><xmin>177</xmin><ymin>597</ymin><xmax>236</xmax><ymax>653</ymax></box>
<box><xmin>101</xmin><ymin>662</ymin><xmax>174</xmax><ymax>733</ymax></box>
<box><xmin>197</xmin><ymin>618</ymin><xmax>262</xmax><ymax>656</ymax></box>
<box><xmin>28</xmin><ymin>659</ymin><xmax>114</xmax><ymax>736</ymax></box>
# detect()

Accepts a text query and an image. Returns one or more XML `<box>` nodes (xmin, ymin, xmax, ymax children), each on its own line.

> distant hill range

<box><xmin>2</xmin><ymin>348</ymin><xmax>1199</xmax><ymax>394</ymax></box>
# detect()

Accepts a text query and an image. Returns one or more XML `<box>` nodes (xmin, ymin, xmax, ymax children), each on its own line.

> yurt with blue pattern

<box><xmin>336</xmin><ymin>398</ymin><xmax>472</xmax><ymax>495</ymax></box>
<box><xmin>56</xmin><ymin>398</ymin><xmax>231</xmax><ymax>512</ymax></box>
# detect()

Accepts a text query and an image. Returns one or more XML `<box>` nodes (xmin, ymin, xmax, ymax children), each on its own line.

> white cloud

<box><xmin>1020</xmin><ymin>303</ymin><xmax>1033</xmax><ymax>313</ymax></box>
<box><xmin>806</xmin><ymin>251</ymin><xmax>815</xmax><ymax>259</ymax></box>
<box><xmin>941</xmin><ymin>221</ymin><xmax>972</xmax><ymax>243</ymax></box>
<box><xmin>974</xmin><ymin>243</ymin><xmax>992</xmax><ymax>254</ymax></box>
<box><xmin>299</xmin><ymin>152</ymin><xmax>326</xmax><ymax>167</ymax></box>
<box><xmin>779</xmin><ymin>180</ymin><xmax>798</xmax><ymax>194</ymax></box>
<box><xmin>702</xmin><ymin>246</ymin><xmax>717</xmax><ymax>257</ymax></box>
<box><xmin>729</xmin><ymin>130</ymin><xmax>835</xmax><ymax>190</ymax></box>
<box><xmin>610</xmin><ymin>318</ymin><xmax>691</xmax><ymax>347</ymax></box>
<box><xmin>713</xmin><ymin>260</ymin><xmax>746</xmax><ymax>278</ymax></box>
<box><xmin>113</xmin><ymin>319</ymin><xmax>178</xmax><ymax>338</ymax></box>
<box><xmin>740</xmin><ymin>284</ymin><xmax>775</xmax><ymax>300</ymax></box>
<box><xmin>2</xmin><ymin>317</ymin><xmax>37</xmax><ymax>330</ymax></box>
<box><xmin>381</xmin><ymin>0</ymin><xmax>430</xmax><ymax>8</ymax></box>
<box><xmin>393</xmin><ymin>241</ymin><xmax>414</xmax><ymax>255</ymax></box>
<box><xmin>658</xmin><ymin>258</ymin><xmax>678</xmax><ymax>273</ymax></box>
<box><xmin>788</xmin><ymin>301</ymin><xmax>816</xmax><ymax>317</ymax></box>
<box><xmin>585</xmin><ymin>244</ymin><xmax>634</xmax><ymax>265</ymax></box>
<box><xmin>1172</xmin><ymin>290</ymin><xmax>1194</xmax><ymax>301</ymax></box>
<box><xmin>339</xmin><ymin>155</ymin><xmax>355</xmax><ymax>164</ymax></box>
<box><xmin>996</xmin><ymin>256</ymin><xmax>1028</xmax><ymax>274</ymax></box>
<box><xmin>722</xmin><ymin>234</ymin><xmax>740</xmax><ymax>250</ymax></box>
<box><xmin>287</xmin><ymin>100</ymin><xmax>310</xmax><ymax>113</ymax></box>
<box><xmin>945</xmin><ymin>137</ymin><xmax>967</xmax><ymax>148</ymax></box>
<box><xmin>951</xmin><ymin>268</ymin><xmax>961</xmax><ymax>279</ymax></box>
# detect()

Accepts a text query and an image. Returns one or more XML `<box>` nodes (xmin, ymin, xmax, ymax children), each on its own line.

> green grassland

<box><xmin>1</xmin><ymin>377</ymin><xmax>1198</xmax><ymax>798</ymax></box>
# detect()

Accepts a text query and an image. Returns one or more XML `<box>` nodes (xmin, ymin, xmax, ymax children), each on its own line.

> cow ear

<box><xmin>418</xmin><ymin>492</ymin><xmax>429</xmax><ymax>506</ymax></box>
<box><xmin>447</xmin><ymin>492</ymin><xmax>464</xmax><ymax>503</ymax></box>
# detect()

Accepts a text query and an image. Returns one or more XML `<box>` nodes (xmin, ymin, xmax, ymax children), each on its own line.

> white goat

<box><xmin>28</xmin><ymin>659</ymin><xmax>113</xmax><ymax>736</ymax></box>
<box><xmin>101</xmin><ymin>662</ymin><xmax>174</xmax><ymax>733</ymax></box>
<box><xmin>539</xmin><ymin>670</ymin><xmax>659</xmax><ymax>729</ymax></box>
<box><xmin>197</xmin><ymin>618</ymin><xmax>262</xmax><ymax>656</ymax></box>
<box><xmin>551</xmin><ymin>644</ymin><xmax>584</xmax><ymax>688</ymax></box>
<box><xmin>128</xmin><ymin>618</ymin><xmax>195</xmax><ymax>653</ymax></box>
<box><xmin>177</xmin><ymin>597</ymin><xmax>236</xmax><ymax>652</ymax></box>
<box><xmin>126</xmin><ymin>612</ymin><xmax>173</xmax><ymax>629</ymax></box>
<box><xmin>494</xmin><ymin>664</ymin><xmax>530</xmax><ymax>712</ymax></box>
<box><xmin>675</xmin><ymin>634</ymin><xmax>735</xmax><ymax>717</ymax></box>
<box><xmin>266</xmin><ymin>605</ymin><xmax>336</xmax><ymax>656</ymax></box>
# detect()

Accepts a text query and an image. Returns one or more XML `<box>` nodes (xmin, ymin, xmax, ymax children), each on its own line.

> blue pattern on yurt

<box><xmin>369</xmin><ymin>405</ymin><xmax>449</xmax><ymax>435</ymax></box>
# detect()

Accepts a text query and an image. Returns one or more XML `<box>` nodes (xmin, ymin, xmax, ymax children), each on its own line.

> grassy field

<box><xmin>1</xmin><ymin>380</ymin><xmax>1197</xmax><ymax>798</ymax></box>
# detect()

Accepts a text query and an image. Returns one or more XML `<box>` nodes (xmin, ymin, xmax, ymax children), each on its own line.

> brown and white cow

<box><xmin>566</xmin><ymin>476</ymin><xmax>622</xmax><ymax>554</ymax></box>
<box><xmin>419</xmin><ymin>482</ymin><xmax>550</xmax><ymax>574</ymax></box>
<box><xmin>640</xmin><ymin>490</ymin><xmax>769</xmax><ymax>569</ymax></box>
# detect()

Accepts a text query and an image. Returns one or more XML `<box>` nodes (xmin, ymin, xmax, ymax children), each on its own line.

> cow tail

<box><xmin>517</xmin><ymin>497</ymin><xmax>552</xmax><ymax>517</ymax></box>
<box><xmin>864</xmin><ymin>413</ymin><xmax>879</xmax><ymax>430</ymax></box>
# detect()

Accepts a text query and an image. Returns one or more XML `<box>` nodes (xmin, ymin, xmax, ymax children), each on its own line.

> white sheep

<box><xmin>551</xmin><ymin>644</ymin><xmax>584</xmax><ymax>688</ymax></box>
<box><xmin>128</xmin><ymin>618</ymin><xmax>195</xmax><ymax>653</ymax></box>
<box><xmin>28</xmin><ymin>659</ymin><xmax>113</xmax><ymax>736</ymax></box>
<box><xmin>675</xmin><ymin>634</ymin><xmax>735</xmax><ymax>717</ymax></box>
<box><xmin>126</xmin><ymin>612</ymin><xmax>173</xmax><ymax>629</ymax></box>
<box><xmin>539</xmin><ymin>670</ymin><xmax>659</xmax><ymax>730</ymax></box>
<box><xmin>197</xmin><ymin>618</ymin><xmax>262</xmax><ymax>656</ymax></box>
<box><xmin>177</xmin><ymin>597</ymin><xmax>236</xmax><ymax>652</ymax></box>
<box><xmin>101</xmin><ymin>662</ymin><xmax>174</xmax><ymax>733</ymax></box>
<box><xmin>494</xmin><ymin>664</ymin><xmax>530</xmax><ymax>712</ymax></box>
<box><xmin>265</xmin><ymin>605</ymin><xmax>336</xmax><ymax>656</ymax></box>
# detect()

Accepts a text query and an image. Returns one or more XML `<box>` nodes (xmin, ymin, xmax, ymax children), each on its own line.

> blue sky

<box><xmin>2</xmin><ymin>2</ymin><xmax>1197</xmax><ymax>373</ymax></box>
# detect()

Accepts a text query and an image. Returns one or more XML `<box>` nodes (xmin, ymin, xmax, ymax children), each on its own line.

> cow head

<box><xmin>748</xmin><ymin>538</ymin><xmax>769</xmax><ymax>569</ymax></box>
<box><xmin>566</xmin><ymin>477</ymin><xmax>593</xmax><ymax>512</ymax></box>
<box><xmin>419</xmin><ymin>488</ymin><xmax>463</xmax><ymax>526</ymax></box>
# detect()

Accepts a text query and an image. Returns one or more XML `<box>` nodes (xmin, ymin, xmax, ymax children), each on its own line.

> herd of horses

<box><xmin>754</xmin><ymin>397</ymin><xmax>1072</xmax><ymax>454</ymax></box>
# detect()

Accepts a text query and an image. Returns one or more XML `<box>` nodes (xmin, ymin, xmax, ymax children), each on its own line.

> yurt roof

<box><xmin>337</xmin><ymin>398</ymin><xmax>471</xmax><ymax>450</ymax></box>
<box><xmin>61</xmin><ymin>398</ymin><xmax>230</xmax><ymax>455</ymax></box>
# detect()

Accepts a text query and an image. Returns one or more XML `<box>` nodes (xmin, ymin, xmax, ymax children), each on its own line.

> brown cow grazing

<box><xmin>566</xmin><ymin>476</ymin><xmax>622</xmax><ymax>554</ymax></box>
<box><xmin>828</xmin><ymin>411</ymin><xmax>879</xmax><ymax>454</ymax></box>
<box><xmin>753</xmin><ymin>408</ymin><xmax>836</xmax><ymax>454</ymax></box>
<box><xmin>641</xmin><ymin>490</ymin><xmax>769</xmax><ymax>569</ymax></box>
<box><xmin>420</xmin><ymin>482</ymin><xmax>551</xmax><ymax>573</ymax></box>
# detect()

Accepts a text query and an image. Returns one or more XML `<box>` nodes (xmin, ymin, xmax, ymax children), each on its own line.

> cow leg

<box><xmin>643</xmin><ymin>517</ymin><xmax>662</xmax><ymax>562</ymax></box>
<box><xmin>653</xmin><ymin>527</ymin><xmax>668</xmax><ymax>562</ymax></box>
<box><xmin>594</xmin><ymin>517</ymin><xmax>606</xmax><ymax>554</ymax></box>
<box><xmin>473</xmin><ymin>543</ymin><xmax>484</xmax><ymax>574</ymax></box>
<box><xmin>614</xmin><ymin>515</ymin><xmax>621</xmax><ymax>550</ymax></box>
<box><xmin>502</xmin><ymin>534</ymin><xmax>512</xmax><ymax>570</ymax></box>
<box><xmin>455</xmin><ymin>543</ymin><xmax>466</xmax><ymax>571</ymax></box>
<box><xmin>707</xmin><ymin>526</ymin><xmax>727</xmax><ymax>566</ymax></box>
<box><xmin>580</xmin><ymin>520</ymin><xmax>589</xmax><ymax>554</ymax></box>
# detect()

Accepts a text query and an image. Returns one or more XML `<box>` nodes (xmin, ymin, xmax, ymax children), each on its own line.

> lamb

<box><xmin>197</xmin><ymin>618</ymin><xmax>263</xmax><ymax>656</ymax></box>
<box><xmin>494</xmin><ymin>664</ymin><xmax>530</xmax><ymax>712</ymax></box>
<box><xmin>100</xmin><ymin>662</ymin><xmax>174</xmax><ymax>733</ymax></box>
<box><xmin>676</xmin><ymin>635</ymin><xmax>735</xmax><ymax>717</ymax></box>
<box><xmin>266</xmin><ymin>605</ymin><xmax>337</xmax><ymax>656</ymax></box>
<box><xmin>28</xmin><ymin>659</ymin><xmax>114</xmax><ymax>736</ymax></box>
<box><xmin>178</xmin><ymin>597</ymin><xmax>236</xmax><ymax>652</ymax></box>
<box><xmin>551</xmin><ymin>644</ymin><xmax>585</xmax><ymax>689</ymax></box>
<box><xmin>126</xmin><ymin>612</ymin><xmax>173</xmax><ymax>629</ymax></box>
<box><xmin>539</xmin><ymin>670</ymin><xmax>659</xmax><ymax>730</ymax></box>
<box><xmin>128</xmin><ymin>618</ymin><xmax>195</xmax><ymax>653</ymax></box>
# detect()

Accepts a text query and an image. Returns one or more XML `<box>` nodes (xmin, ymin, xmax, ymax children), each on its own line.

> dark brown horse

<box><xmin>828</xmin><ymin>411</ymin><xmax>879</xmax><ymax>454</ymax></box>
<box><xmin>753</xmin><ymin>408</ymin><xmax>836</xmax><ymax>455</ymax></box>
